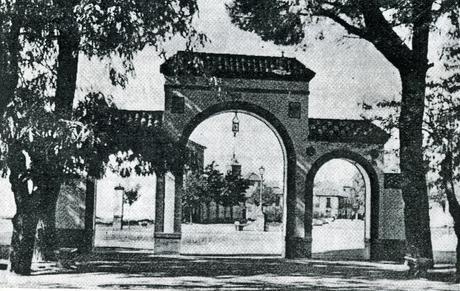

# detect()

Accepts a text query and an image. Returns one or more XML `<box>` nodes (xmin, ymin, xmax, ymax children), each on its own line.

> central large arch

<box><xmin>178</xmin><ymin>101</ymin><xmax>296</xmax><ymax>256</ymax></box>
<box><xmin>154</xmin><ymin>51</ymin><xmax>315</xmax><ymax>258</ymax></box>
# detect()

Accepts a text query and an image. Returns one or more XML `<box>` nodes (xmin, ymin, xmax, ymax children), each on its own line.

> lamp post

<box><xmin>259</xmin><ymin>166</ymin><xmax>265</xmax><ymax>212</ymax></box>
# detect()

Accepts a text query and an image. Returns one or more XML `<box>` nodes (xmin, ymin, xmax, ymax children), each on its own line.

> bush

<box><xmin>264</xmin><ymin>207</ymin><xmax>282</xmax><ymax>223</ymax></box>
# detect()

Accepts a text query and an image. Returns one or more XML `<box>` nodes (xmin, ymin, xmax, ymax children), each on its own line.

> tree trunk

<box><xmin>37</xmin><ymin>177</ymin><xmax>61</xmax><ymax>261</ymax></box>
<box><xmin>54</xmin><ymin>0</ymin><xmax>80</xmax><ymax>118</ymax></box>
<box><xmin>0</xmin><ymin>0</ymin><xmax>23</xmax><ymax>115</ymax></box>
<box><xmin>215</xmin><ymin>203</ymin><xmax>220</xmax><ymax>223</ymax></box>
<box><xmin>440</xmin><ymin>152</ymin><xmax>460</xmax><ymax>281</ymax></box>
<box><xmin>453</xmin><ymin>219</ymin><xmax>460</xmax><ymax>282</ymax></box>
<box><xmin>399</xmin><ymin>69</ymin><xmax>433</xmax><ymax>261</ymax></box>
<box><xmin>206</xmin><ymin>202</ymin><xmax>211</xmax><ymax>223</ymax></box>
<box><xmin>230</xmin><ymin>206</ymin><xmax>234</xmax><ymax>221</ymax></box>
<box><xmin>10</xmin><ymin>210</ymin><xmax>39</xmax><ymax>275</ymax></box>
<box><xmin>9</xmin><ymin>157</ymin><xmax>40</xmax><ymax>275</ymax></box>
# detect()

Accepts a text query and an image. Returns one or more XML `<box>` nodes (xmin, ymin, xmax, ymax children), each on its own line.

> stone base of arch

<box><xmin>153</xmin><ymin>233</ymin><xmax>181</xmax><ymax>254</ymax></box>
<box><xmin>286</xmin><ymin>237</ymin><xmax>312</xmax><ymax>259</ymax></box>
<box><xmin>372</xmin><ymin>239</ymin><xmax>406</xmax><ymax>262</ymax></box>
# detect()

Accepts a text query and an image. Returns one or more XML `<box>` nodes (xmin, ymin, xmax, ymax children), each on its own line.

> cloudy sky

<box><xmin>1</xmin><ymin>0</ymin><xmax>409</xmax><ymax>218</ymax></box>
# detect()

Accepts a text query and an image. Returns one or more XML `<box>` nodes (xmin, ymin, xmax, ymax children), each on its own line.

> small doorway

<box><xmin>311</xmin><ymin>158</ymin><xmax>371</xmax><ymax>260</ymax></box>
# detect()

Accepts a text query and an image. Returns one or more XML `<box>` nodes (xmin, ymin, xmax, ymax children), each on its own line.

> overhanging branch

<box><xmin>314</xmin><ymin>10</ymin><xmax>367</xmax><ymax>38</ymax></box>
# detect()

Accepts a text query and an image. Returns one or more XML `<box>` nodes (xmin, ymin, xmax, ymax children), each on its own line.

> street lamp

<box><xmin>259</xmin><ymin>166</ymin><xmax>265</xmax><ymax>211</ymax></box>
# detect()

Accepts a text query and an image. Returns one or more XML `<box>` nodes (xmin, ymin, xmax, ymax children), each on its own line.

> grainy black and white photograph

<box><xmin>0</xmin><ymin>0</ymin><xmax>459</xmax><ymax>290</ymax></box>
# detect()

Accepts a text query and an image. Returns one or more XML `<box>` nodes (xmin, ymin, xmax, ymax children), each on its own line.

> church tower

<box><xmin>230</xmin><ymin>153</ymin><xmax>242</xmax><ymax>177</ymax></box>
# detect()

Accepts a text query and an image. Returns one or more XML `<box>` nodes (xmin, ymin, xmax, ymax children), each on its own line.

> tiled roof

<box><xmin>108</xmin><ymin>111</ymin><xmax>389</xmax><ymax>145</ymax></box>
<box><xmin>308</xmin><ymin>118</ymin><xmax>390</xmax><ymax>144</ymax></box>
<box><xmin>160</xmin><ymin>51</ymin><xmax>315</xmax><ymax>82</ymax></box>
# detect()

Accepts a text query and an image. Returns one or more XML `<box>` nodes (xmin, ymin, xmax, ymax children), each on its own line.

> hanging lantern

<box><xmin>232</xmin><ymin>111</ymin><xmax>239</xmax><ymax>137</ymax></box>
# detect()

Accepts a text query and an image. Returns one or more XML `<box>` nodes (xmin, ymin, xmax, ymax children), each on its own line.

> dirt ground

<box><xmin>0</xmin><ymin>253</ymin><xmax>458</xmax><ymax>290</ymax></box>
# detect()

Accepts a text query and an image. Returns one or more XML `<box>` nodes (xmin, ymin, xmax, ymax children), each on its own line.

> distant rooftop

<box><xmin>308</xmin><ymin>118</ymin><xmax>390</xmax><ymax>144</ymax></box>
<box><xmin>160</xmin><ymin>51</ymin><xmax>315</xmax><ymax>82</ymax></box>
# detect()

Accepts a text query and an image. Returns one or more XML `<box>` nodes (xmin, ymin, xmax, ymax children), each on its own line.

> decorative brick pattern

<box><xmin>308</xmin><ymin>118</ymin><xmax>389</xmax><ymax>144</ymax></box>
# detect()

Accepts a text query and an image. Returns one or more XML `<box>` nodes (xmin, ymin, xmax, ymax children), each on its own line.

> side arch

<box><xmin>305</xmin><ymin>149</ymin><xmax>380</xmax><ymax>260</ymax></box>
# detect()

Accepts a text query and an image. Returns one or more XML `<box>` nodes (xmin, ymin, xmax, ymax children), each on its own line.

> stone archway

<box><xmin>304</xmin><ymin>150</ymin><xmax>380</xmax><ymax>260</ymax></box>
<box><xmin>51</xmin><ymin>51</ymin><xmax>405</xmax><ymax>261</ymax></box>
<box><xmin>155</xmin><ymin>51</ymin><xmax>315</xmax><ymax>258</ymax></box>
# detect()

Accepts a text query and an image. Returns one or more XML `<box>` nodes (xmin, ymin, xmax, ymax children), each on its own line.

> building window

<box><xmin>326</xmin><ymin>198</ymin><xmax>331</xmax><ymax>208</ymax></box>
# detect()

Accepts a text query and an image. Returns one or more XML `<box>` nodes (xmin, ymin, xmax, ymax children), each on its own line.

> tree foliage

<box><xmin>223</xmin><ymin>171</ymin><xmax>250</xmax><ymax>207</ymax></box>
<box><xmin>424</xmin><ymin>32</ymin><xmax>460</xmax><ymax>280</ymax></box>
<box><xmin>124</xmin><ymin>184</ymin><xmax>141</xmax><ymax>207</ymax></box>
<box><xmin>0</xmin><ymin>0</ymin><xmax>202</xmax><ymax>274</ymax></box>
<box><xmin>182</xmin><ymin>163</ymin><xmax>251</xmax><ymax>223</ymax></box>
<box><xmin>182</xmin><ymin>171</ymin><xmax>208</xmax><ymax>223</ymax></box>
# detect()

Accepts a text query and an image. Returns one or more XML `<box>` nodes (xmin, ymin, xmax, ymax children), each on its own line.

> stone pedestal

<box><xmin>113</xmin><ymin>186</ymin><xmax>124</xmax><ymax>230</ymax></box>
<box><xmin>253</xmin><ymin>211</ymin><xmax>265</xmax><ymax>231</ymax></box>
<box><xmin>113</xmin><ymin>216</ymin><xmax>122</xmax><ymax>230</ymax></box>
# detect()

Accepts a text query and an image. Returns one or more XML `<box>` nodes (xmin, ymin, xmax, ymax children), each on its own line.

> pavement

<box><xmin>0</xmin><ymin>253</ymin><xmax>459</xmax><ymax>290</ymax></box>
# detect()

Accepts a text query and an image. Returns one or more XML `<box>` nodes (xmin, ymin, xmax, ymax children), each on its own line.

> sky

<box><xmin>0</xmin><ymin>0</ymin><xmax>409</xmax><ymax>218</ymax></box>
<box><xmin>75</xmin><ymin>0</ymin><xmax>402</xmax><ymax>117</ymax></box>
<box><xmin>189</xmin><ymin>112</ymin><xmax>284</xmax><ymax>185</ymax></box>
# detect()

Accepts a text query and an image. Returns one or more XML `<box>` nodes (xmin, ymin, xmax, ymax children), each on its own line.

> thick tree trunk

<box><xmin>10</xmin><ymin>211</ymin><xmax>39</xmax><ymax>275</ymax></box>
<box><xmin>37</xmin><ymin>179</ymin><xmax>61</xmax><ymax>262</ymax></box>
<box><xmin>54</xmin><ymin>0</ymin><xmax>80</xmax><ymax>118</ymax></box>
<box><xmin>9</xmin><ymin>157</ymin><xmax>40</xmax><ymax>275</ymax></box>
<box><xmin>454</xmin><ymin>223</ymin><xmax>460</xmax><ymax>282</ymax></box>
<box><xmin>399</xmin><ymin>69</ymin><xmax>433</xmax><ymax>261</ymax></box>
<box><xmin>440</xmin><ymin>152</ymin><xmax>460</xmax><ymax>281</ymax></box>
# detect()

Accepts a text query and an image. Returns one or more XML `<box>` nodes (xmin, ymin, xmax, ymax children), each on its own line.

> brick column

<box><xmin>173</xmin><ymin>170</ymin><xmax>183</xmax><ymax>233</ymax></box>
<box><xmin>154</xmin><ymin>171</ymin><xmax>165</xmax><ymax>233</ymax></box>
<box><xmin>285</xmin><ymin>157</ymin><xmax>310</xmax><ymax>259</ymax></box>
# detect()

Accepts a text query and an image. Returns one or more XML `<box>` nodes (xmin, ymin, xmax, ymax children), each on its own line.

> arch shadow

<box><xmin>304</xmin><ymin>149</ymin><xmax>380</xmax><ymax>260</ymax></box>
<box><xmin>177</xmin><ymin>101</ymin><xmax>297</xmax><ymax>256</ymax></box>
